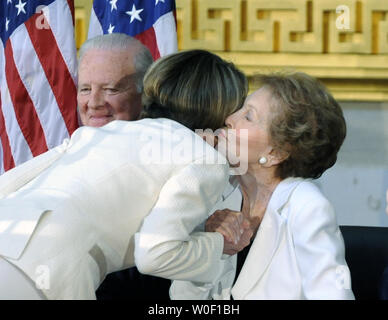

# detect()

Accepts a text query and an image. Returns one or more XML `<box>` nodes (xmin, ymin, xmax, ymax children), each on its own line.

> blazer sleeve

<box><xmin>0</xmin><ymin>139</ymin><xmax>70</xmax><ymax>198</ymax></box>
<box><xmin>134</xmin><ymin>157</ymin><xmax>229</xmax><ymax>283</ymax></box>
<box><xmin>290</xmin><ymin>192</ymin><xmax>355</xmax><ymax>300</ymax></box>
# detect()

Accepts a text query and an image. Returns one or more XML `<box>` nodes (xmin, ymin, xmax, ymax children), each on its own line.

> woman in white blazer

<box><xmin>170</xmin><ymin>72</ymin><xmax>355</xmax><ymax>300</ymax></box>
<box><xmin>0</xmin><ymin>50</ymin><xmax>248</xmax><ymax>300</ymax></box>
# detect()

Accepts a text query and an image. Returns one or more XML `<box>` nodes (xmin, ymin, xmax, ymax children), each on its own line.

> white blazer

<box><xmin>170</xmin><ymin>177</ymin><xmax>355</xmax><ymax>300</ymax></box>
<box><xmin>0</xmin><ymin>119</ymin><xmax>229</xmax><ymax>300</ymax></box>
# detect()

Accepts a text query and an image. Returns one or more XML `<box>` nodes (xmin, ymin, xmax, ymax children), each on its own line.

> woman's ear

<box><xmin>267</xmin><ymin>147</ymin><xmax>289</xmax><ymax>167</ymax></box>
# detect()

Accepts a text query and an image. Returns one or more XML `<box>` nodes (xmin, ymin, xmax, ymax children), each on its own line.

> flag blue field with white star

<box><xmin>88</xmin><ymin>0</ymin><xmax>177</xmax><ymax>60</ymax></box>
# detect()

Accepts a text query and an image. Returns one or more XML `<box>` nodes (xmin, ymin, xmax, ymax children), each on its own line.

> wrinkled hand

<box><xmin>206</xmin><ymin>209</ymin><xmax>254</xmax><ymax>256</ymax></box>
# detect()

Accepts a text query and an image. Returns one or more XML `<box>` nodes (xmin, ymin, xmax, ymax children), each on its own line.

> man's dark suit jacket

<box><xmin>380</xmin><ymin>267</ymin><xmax>388</xmax><ymax>300</ymax></box>
<box><xmin>96</xmin><ymin>267</ymin><xmax>171</xmax><ymax>300</ymax></box>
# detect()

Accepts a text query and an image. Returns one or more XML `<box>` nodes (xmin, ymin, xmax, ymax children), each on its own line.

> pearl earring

<box><xmin>259</xmin><ymin>157</ymin><xmax>267</xmax><ymax>165</ymax></box>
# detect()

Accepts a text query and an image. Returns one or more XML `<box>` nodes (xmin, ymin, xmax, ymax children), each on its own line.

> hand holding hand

<box><xmin>206</xmin><ymin>209</ymin><xmax>254</xmax><ymax>255</ymax></box>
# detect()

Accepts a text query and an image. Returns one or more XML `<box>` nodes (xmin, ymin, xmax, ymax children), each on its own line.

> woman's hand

<box><xmin>206</xmin><ymin>209</ymin><xmax>253</xmax><ymax>255</ymax></box>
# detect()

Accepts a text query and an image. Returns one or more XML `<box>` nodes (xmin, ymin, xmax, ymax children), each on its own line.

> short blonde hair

<box><xmin>140</xmin><ymin>50</ymin><xmax>248</xmax><ymax>131</ymax></box>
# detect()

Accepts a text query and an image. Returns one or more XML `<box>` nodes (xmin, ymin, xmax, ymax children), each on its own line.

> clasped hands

<box><xmin>205</xmin><ymin>209</ymin><xmax>254</xmax><ymax>255</ymax></box>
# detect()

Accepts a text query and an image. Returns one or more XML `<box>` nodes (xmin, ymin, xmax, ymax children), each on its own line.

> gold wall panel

<box><xmin>75</xmin><ymin>0</ymin><xmax>388</xmax><ymax>101</ymax></box>
<box><xmin>176</xmin><ymin>0</ymin><xmax>388</xmax><ymax>101</ymax></box>
<box><xmin>176</xmin><ymin>0</ymin><xmax>388</xmax><ymax>54</ymax></box>
<box><xmin>74</xmin><ymin>0</ymin><xmax>92</xmax><ymax>50</ymax></box>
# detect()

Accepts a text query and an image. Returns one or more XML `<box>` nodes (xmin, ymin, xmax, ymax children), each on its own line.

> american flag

<box><xmin>0</xmin><ymin>0</ymin><xmax>79</xmax><ymax>174</ymax></box>
<box><xmin>88</xmin><ymin>0</ymin><xmax>178</xmax><ymax>60</ymax></box>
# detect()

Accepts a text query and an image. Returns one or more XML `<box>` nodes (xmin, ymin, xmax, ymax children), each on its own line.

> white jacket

<box><xmin>0</xmin><ymin>119</ymin><xmax>229</xmax><ymax>300</ymax></box>
<box><xmin>170</xmin><ymin>177</ymin><xmax>355</xmax><ymax>300</ymax></box>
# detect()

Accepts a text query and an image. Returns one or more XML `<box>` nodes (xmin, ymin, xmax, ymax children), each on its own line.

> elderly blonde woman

<box><xmin>0</xmin><ymin>50</ymin><xmax>248</xmax><ymax>300</ymax></box>
<box><xmin>170</xmin><ymin>72</ymin><xmax>355</xmax><ymax>300</ymax></box>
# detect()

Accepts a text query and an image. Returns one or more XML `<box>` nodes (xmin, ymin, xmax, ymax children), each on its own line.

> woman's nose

<box><xmin>225</xmin><ymin>113</ymin><xmax>235</xmax><ymax>129</ymax></box>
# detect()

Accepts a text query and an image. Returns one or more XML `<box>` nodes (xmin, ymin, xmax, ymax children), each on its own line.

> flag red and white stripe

<box><xmin>0</xmin><ymin>0</ymin><xmax>79</xmax><ymax>173</ymax></box>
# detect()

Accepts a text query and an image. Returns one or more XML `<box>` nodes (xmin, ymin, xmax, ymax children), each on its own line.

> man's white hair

<box><xmin>78</xmin><ymin>33</ymin><xmax>153</xmax><ymax>93</ymax></box>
